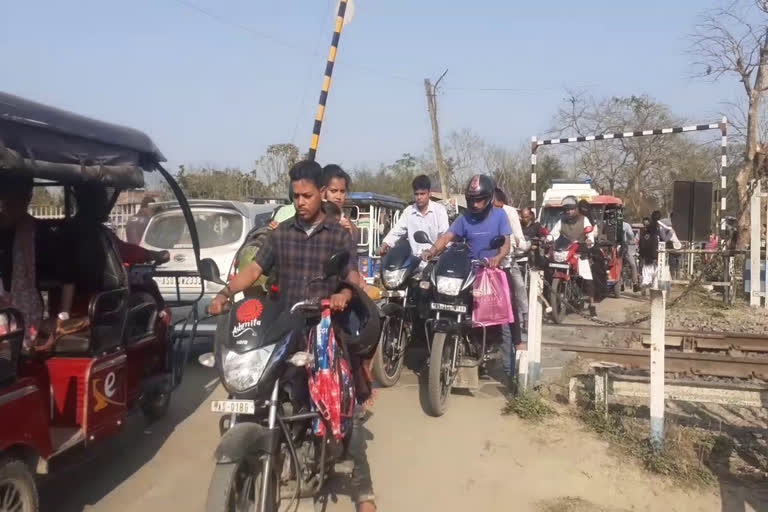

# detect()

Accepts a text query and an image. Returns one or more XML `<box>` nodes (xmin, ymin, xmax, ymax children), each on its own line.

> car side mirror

<box><xmin>199</xmin><ymin>258</ymin><xmax>224</xmax><ymax>285</ymax></box>
<box><xmin>413</xmin><ymin>231</ymin><xmax>432</xmax><ymax>245</ymax></box>
<box><xmin>488</xmin><ymin>235</ymin><xmax>506</xmax><ymax>250</ymax></box>
<box><xmin>323</xmin><ymin>251</ymin><xmax>350</xmax><ymax>279</ymax></box>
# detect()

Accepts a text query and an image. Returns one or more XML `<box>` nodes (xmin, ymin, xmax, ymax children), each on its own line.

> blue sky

<box><xmin>1</xmin><ymin>0</ymin><xmax>738</xmax><ymax>174</ymax></box>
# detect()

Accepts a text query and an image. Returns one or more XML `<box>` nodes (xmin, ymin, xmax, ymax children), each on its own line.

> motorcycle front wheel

<box><xmin>550</xmin><ymin>278</ymin><xmax>568</xmax><ymax>324</ymax></box>
<box><xmin>206</xmin><ymin>457</ymin><xmax>278</xmax><ymax>512</ymax></box>
<box><xmin>372</xmin><ymin>316</ymin><xmax>408</xmax><ymax>387</ymax></box>
<box><xmin>426</xmin><ymin>332</ymin><xmax>455</xmax><ymax>417</ymax></box>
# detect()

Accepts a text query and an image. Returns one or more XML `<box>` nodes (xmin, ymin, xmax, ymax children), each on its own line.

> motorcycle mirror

<box><xmin>323</xmin><ymin>251</ymin><xmax>350</xmax><ymax>279</ymax></box>
<box><xmin>413</xmin><ymin>231</ymin><xmax>432</xmax><ymax>245</ymax></box>
<box><xmin>199</xmin><ymin>258</ymin><xmax>225</xmax><ymax>285</ymax></box>
<box><xmin>198</xmin><ymin>352</ymin><xmax>215</xmax><ymax>368</ymax></box>
<box><xmin>488</xmin><ymin>235</ymin><xmax>506</xmax><ymax>250</ymax></box>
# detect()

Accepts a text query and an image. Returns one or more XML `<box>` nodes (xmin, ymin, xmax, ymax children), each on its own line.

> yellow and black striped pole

<box><xmin>308</xmin><ymin>0</ymin><xmax>349</xmax><ymax>161</ymax></box>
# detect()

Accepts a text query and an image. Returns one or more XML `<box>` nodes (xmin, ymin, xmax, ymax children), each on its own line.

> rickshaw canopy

<box><xmin>0</xmin><ymin>91</ymin><xmax>164</xmax><ymax>188</ymax></box>
<box><xmin>589</xmin><ymin>195</ymin><xmax>624</xmax><ymax>206</ymax></box>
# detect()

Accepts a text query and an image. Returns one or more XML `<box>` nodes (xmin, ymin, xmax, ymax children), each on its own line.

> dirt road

<box><xmin>38</xmin><ymin>296</ymin><xmax>759</xmax><ymax>511</ymax></box>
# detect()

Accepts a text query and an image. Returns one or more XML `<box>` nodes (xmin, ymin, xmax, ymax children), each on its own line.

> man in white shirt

<box><xmin>493</xmin><ymin>188</ymin><xmax>529</xmax><ymax>331</ymax></box>
<box><xmin>380</xmin><ymin>175</ymin><xmax>449</xmax><ymax>258</ymax></box>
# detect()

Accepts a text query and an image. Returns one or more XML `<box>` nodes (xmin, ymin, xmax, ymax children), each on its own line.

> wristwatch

<box><xmin>58</xmin><ymin>312</ymin><xmax>70</xmax><ymax>322</ymax></box>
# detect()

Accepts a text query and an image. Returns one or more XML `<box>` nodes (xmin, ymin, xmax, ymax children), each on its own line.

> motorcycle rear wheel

<box><xmin>372</xmin><ymin>316</ymin><xmax>407</xmax><ymax>388</ymax></box>
<box><xmin>426</xmin><ymin>332</ymin><xmax>454</xmax><ymax>417</ymax></box>
<box><xmin>206</xmin><ymin>457</ymin><xmax>278</xmax><ymax>512</ymax></box>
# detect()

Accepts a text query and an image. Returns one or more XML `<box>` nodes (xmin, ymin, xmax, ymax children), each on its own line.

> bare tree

<box><xmin>690</xmin><ymin>0</ymin><xmax>768</xmax><ymax>247</ymax></box>
<box><xmin>253</xmin><ymin>143</ymin><xmax>300</xmax><ymax>197</ymax></box>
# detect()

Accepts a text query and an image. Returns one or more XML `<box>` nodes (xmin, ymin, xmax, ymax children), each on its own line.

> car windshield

<box><xmin>144</xmin><ymin>210</ymin><xmax>243</xmax><ymax>249</ymax></box>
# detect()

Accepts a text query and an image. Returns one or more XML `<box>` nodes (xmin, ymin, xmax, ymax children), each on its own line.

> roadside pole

<box><xmin>526</xmin><ymin>269</ymin><xmax>543</xmax><ymax>389</ymax></box>
<box><xmin>649</xmin><ymin>241</ymin><xmax>668</xmax><ymax>448</ymax></box>
<box><xmin>750</xmin><ymin>180</ymin><xmax>761</xmax><ymax>307</ymax></box>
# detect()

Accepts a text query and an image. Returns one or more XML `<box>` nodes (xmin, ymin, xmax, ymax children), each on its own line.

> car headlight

<box><xmin>382</xmin><ymin>268</ymin><xmax>407</xmax><ymax>289</ymax></box>
<box><xmin>436</xmin><ymin>276</ymin><xmax>463</xmax><ymax>296</ymax></box>
<box><xmin>554</xmin><ymin>251</ymin><xmax>569</xmax><ymax>263</ymax></box>
<box><xmin>222</xmin><ymin>345</ymin><xmax>275</xmax><ymax>392</ymax></box>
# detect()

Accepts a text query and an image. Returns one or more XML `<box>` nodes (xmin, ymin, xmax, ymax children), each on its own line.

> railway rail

<box><xmin>545</xmin><ymin>323</ymin><xmax>768</xmax><ymax>354</ymax></box>
<box><xmin>544</xmin><ymin>342</ymin><xmax>768</xmax><ymax>380</ymax></box>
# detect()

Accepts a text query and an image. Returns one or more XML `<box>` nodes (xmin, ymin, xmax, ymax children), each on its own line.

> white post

<box><xmin>750</xmin><ymin>180</ymin><xmax>762</xmax><ymax>307</ymax></box>
<box><xmin>649</xmin><ymin>241</ymin><xmax>667</xmax><ymax>448</ymax></box>
<box><xmin>526</xmin><ymin>269</ymin><xmax>543</xmax><ymax>389</ymax></box>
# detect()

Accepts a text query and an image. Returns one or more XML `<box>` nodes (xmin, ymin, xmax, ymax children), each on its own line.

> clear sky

<box><xmin>1</xmin><ymin>0</ymin><xmax>738</xmax><ymax>173</ymax></box>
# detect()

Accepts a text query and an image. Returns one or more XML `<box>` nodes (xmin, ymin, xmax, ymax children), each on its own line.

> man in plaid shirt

<box><xmin>208</xmin><ymin>160</ymin><xmax>376</xmax><ymax>510</ymax></box>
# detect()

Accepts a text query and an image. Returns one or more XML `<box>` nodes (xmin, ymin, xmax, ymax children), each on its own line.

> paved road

<box><xmin>39</xmin><ymin>295</ymin><xmax>730</xmax><ymax>512</ymax></box>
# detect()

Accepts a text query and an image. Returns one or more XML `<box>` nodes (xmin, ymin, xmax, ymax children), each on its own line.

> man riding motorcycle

<box><xmin>549</xmin><ymin>195</ymin><xmax>598</xmax><ymax>318</ymax></box>
<box><xmin>209</xmin><ymin>160</ymin><xmax>377</xmax><ymax>511</ymax></box>
<box><xmin>422</xmin><ymin>174</ymin><xmax>521</xmax><ymax>390</ymax></box>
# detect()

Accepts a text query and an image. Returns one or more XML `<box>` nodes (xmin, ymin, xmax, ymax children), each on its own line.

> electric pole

<box><xmin>425</xmin><ymin>69</ymin><xmax>449</xmax><ymax>199</ymax></box>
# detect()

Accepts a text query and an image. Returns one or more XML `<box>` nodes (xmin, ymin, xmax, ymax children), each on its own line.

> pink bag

<box><xmin>472</xmin><ymin>268</ymin><xmax>514</xmax><ymax>327</ymax></box>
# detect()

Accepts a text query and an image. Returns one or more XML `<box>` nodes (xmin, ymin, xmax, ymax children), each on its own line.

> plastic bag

<box><xmin>472</xmin><ymin>268</ymin><xmax>514</xmax><ymax>327</ymax></box>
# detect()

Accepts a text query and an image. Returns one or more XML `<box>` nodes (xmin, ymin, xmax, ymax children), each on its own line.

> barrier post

<box><xmin>526</xmin><ymin>269</ymin><xmax>543</xmax><ymax>389</ymax></box>
<box><xmin>751</xmin><ymin>180</ymin><xmax>762</xmax><ymax>307</ymax></box>
<box><xmin>649</xmin><ymin>241</ymin><xmax>668</xmax><ymax>448</ymax></box>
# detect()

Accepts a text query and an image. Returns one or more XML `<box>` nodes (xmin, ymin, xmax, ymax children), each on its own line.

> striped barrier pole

<box><xmin>308</xmin><ymin>0</ymin><xmax>349</xmax><ymax>161</ymax></box>
<box><xmin>529</xmin><ymin>120</ymin><xmax>727</xmax><ymax>222</ymax></box>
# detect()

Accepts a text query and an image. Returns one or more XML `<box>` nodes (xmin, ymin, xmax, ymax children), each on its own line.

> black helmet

<box><xmin>464</xmin><ymin>174</ymin><xmax>495</xmax><ymax>222</ymax></box>
<box><xmin>332</xmin><ymin>283</ymin><xmax>381</xmax><ymax>357</ymax></box>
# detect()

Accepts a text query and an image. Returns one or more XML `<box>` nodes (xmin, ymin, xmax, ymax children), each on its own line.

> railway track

<box><xmin>545</xmin><ymin>323</ymin><xmax>768</xmax><ymax>354</ymax></box>
<box><xmin>544</xmin><ymin>342</ymin><xmax>768</xmax><ymax>380</ymax></box>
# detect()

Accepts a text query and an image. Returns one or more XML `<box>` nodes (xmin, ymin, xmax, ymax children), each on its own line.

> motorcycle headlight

<box><xmin>554</xmin><ymin>251</ymin><xmax>569</xmax><ymax>263</ymax></box>
<box><xmin>436</xmin><ymin>276</ymin><xmax>463</xmax><ymax>296</ymax></box>
<box><xmin>382</xmin><ymin>268</ymin><xmax>407</xmax><ymax>289</ymax></box>
<box><xmin>222</xmin><ymin>344</ymin><xmax>275</xmax><ymax>392</ymax></box>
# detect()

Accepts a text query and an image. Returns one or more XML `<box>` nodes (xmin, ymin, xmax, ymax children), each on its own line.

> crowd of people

<box><xmin>2</xmin><ymin>159</ymin><xmax>685</xmax><ymax>512</ymax></box>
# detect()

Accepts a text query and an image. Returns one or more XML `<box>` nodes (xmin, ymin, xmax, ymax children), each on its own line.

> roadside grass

<box><xmin>578</xmin><ymin>404</ymin><xmax>717</xmax><ymax>488</ymax></box>
<box><xmin>502</xmin><ymin>391</ymin><xmax>556</xmax><ymax>423</ymax></box>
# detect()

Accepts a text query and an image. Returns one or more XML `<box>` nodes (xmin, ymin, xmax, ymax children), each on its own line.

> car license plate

<box><xmin>155</xmin><ymin>276</ymin><xmax>202</xmax><ymax>287</ymax></box>
<box><xmin>549</xmin><ymin>263</ymin><xmax>570</xmax><ymax>270</ymax></box>
<box><xmin>210</xmin><ymin>400</ymin><xmax>256</xmax><ymax>415</ymax></box>
<box><xmin>430</xmin><ymin>302</ymin><xmax>468</xmax><ymax>313</ymax></box>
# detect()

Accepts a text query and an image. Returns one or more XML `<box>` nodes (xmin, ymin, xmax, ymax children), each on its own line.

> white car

<box><xmin>140</xmin><ymin>200</ymin><xmax>278</xmax><ymax>345</ymax></box>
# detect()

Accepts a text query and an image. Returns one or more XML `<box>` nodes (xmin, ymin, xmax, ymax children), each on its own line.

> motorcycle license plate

<box><xmin>210</xmin><ymin>400</ymin><xmax>256</xmax><ymax>415</ymax></box>
<box><xmin>549</xmin><ymin>263</ymin><xmax>570</xmax><ymax>270</ymax></box>
<box><xmin>430</xmin><ymin>302</ymin><xmax>468</xmax><ymax>313</ymax></box>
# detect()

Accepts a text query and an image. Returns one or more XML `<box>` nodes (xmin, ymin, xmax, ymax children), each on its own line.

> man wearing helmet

<box><xmin>422</xmin><ymin>175</ymin><xmax>522</xmax><ymax>386</ymax></box>
<box><xmin>549</xmin><ymin>195</ymin><xmax>598</xmax><ymax>317</ymax></box>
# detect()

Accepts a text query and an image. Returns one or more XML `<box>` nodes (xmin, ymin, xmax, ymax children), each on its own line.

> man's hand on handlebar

<box><xmin>153</xmin><ymin>250</ymin><xmax>170</xmax><ymax>264</ymax></box>
<box><xmin>208</xmin><ymin>292</ymin><xmax>230</xmax><ymax>316</ymax></box>
<box><xmin>329</xmin><ymin>289</ymin><xmax>353</xmax><ymax>312</ymax></box>
<box><xmin>379</xmin><ymin>243</ymin><xmax>390</xmax><ymax>256</ymax></box>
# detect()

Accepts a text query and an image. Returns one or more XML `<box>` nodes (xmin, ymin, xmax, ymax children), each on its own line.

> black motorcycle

<box><xmin>414</xmin><ymin>231</ymin><xmax>506</xmax><ymax>417</ymax></box>
<box><xmin>198</xmin><ymin>253</ymin><xmax>373</xmax><ymax>512</ymax></box>
<box><xmin>373</xmin><ymin>240</ymin><xmax>422</xmax><ymax>387</ymax></box>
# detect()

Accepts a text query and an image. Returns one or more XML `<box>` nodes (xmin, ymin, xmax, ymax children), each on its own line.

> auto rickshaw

<box><xmin>343</xmin><ymin>192</ymin><xmax>407</xmax><ymax>284</ymax></box>
<box><xmin>0</xmin><ymin>92</ymin><xmax>206</xmax><ymax>510</ymax></box>
<box><xmin>588</xmin><ymin>195</ymin><xmax>625</xmax><ymax>298</ymax></box>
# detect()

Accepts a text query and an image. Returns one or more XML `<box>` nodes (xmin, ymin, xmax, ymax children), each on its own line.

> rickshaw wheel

<box><xmin>0</xmin><ymin>457</ymin><xmax>38</xmax><ymax>512</ymax></box>
<box><xmin>142</xmin><ymin>386</ymin><xmax>171</xmax><ymax>422</ymax></box>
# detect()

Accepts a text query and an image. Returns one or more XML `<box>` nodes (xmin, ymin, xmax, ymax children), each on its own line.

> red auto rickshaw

<box><xmin>588</xmin><ymin>195</ymin><xmax>626</xmax><ymax>298</ymax></box>
<box><xmin>0</xmin><ymin>92</ymin><xmax>208</xmax><ymax>510</ymax></box>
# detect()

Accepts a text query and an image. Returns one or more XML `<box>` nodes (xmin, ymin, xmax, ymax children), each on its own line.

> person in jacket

<box><xmin>422</xmin><ymin>175</ymin><xmax>521</xmax><ymax>389</ymax></box>
<box><xmin>549</xmin><ymin>195</ymin><xmax>597</xmax><ymax>317</ymax></box>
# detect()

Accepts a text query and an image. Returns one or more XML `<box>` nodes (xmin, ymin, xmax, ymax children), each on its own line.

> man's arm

<box><xmin>422</xmin><ymin>231</ymin><xmax>456</xmax><ymax>260</ymax></box>
<box><xmin>549</xmin><ymin>220</ymin><xmax>561</xmax><ymax>240</ymax></box>
<box><xmin>436</xmin><ymin>204</ymin><xmax>450</xmax><ymax>237</ymax></box>
<box><xmin>583</xmin><ymin>218</ymin><xmax>596</xmax><ymax>246</ymax></box>
<box><xmin>508</xmin><ymin>207</ymin><xmax>526</xmax><ymax>250</ymax></box>
<box><xmin>380</xmin><ymin>207</ymin><xmax>409</xmax><ymax>251</ymax></box>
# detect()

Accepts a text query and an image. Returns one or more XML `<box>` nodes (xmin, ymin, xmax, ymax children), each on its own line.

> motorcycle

<box><xmin>198</xmin><ymin>253</ymin><xmax>362</xmax><ymax>512</ymax></box>
<box><xmin>373</xmin><ymin>240</ymin><xmax>422</xmax><ymax>387</ymax></box>
<box><xmin>546</xmin><ymin>226</ymin><xmax>594</xmax><ymax>324</ymax></box>
<box><xmin>414</xmin><ymin>231</ymin><xmax>506</xmax><ymax>417</ymax></box>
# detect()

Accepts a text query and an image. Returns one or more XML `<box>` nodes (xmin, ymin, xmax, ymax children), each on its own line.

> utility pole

<box><xmin>425</xmin><ymin>69</ymin><xmax>449</xmax><ymax>199</ymax></box>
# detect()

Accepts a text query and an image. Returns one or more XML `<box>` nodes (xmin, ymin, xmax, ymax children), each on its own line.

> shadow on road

<box><xmin>39</xmin><ymin>362</ymin><xmax>217</xmax><ymax>512</ymax></box>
